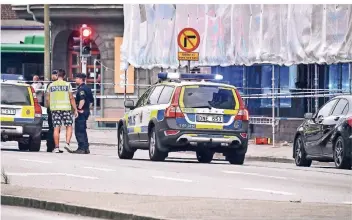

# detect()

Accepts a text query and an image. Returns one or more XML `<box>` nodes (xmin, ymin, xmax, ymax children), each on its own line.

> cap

<box><xmin>75</xmin><ymin>73</ymin><xmax>87</xmax><ymax>79</ymax></box>
<box><xmin>52</xmin><ymin>70</ymin><xmax>58</xmax><ymax>75</ymax></box>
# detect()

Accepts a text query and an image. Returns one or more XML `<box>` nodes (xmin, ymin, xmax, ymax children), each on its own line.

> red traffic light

<box><xmin>82</xmin><ymin>27</ymin><xmax>92</xmax><ymax>37</ymax></box>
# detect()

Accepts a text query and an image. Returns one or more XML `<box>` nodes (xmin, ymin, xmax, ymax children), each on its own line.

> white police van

<box><xmin>117</xmin><ymin>72</ymin><xmax>249</xmax><ymax>164</ymax></box>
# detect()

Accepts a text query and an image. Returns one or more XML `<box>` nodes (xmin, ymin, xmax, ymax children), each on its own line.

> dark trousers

<box><xmin>46</xmin><ymin>109</ymin><xmax>55</xmax><ymax>151</ymax></box>
<box><xmin>75</xmin><ymin>112</ymin><xmax>89</xmax><ymax>150</ymax></box>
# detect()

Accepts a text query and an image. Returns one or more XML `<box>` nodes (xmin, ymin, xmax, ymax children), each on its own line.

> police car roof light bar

<box><xmin>157</xmin><ymin>72</ymin><xmax>223</xmax><ymax>81</ymax></box>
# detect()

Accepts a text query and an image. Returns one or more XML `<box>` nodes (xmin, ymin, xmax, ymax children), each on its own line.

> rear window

<box><xmin>1</xmin><ymin>84</ymin><xmax>31</xmax><ymax>106</ymax></box>
<box><xmin>182</xmin><ymin>86</ymin><xmax>237</xmax><ymax>110</ymax></box>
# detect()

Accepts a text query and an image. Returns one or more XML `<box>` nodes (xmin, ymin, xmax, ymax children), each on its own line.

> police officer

<box><xmin>73</xmin><ymin>73</ymin><xmax>93</xmax><ymax>154</ymax></box>
<box><xmin>45</xmin><ymin>70</ymin><xmax>58</xmax><ymax>152</ymax></box>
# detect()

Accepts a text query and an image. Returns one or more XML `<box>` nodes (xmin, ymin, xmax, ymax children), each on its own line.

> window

<box><xmin>211</xmin><ymin>66</ymin><xmax>244</xmax><ymax>93</ymax></box>
<box><xmin>182</xmin><ymin>86</ymin><xmax>237</xmax><ymax>110</ymax></box>
<box><xmin>317</xmin><ymin>99</ymin><xmax>338</xmax><ymax>117</ymax></box>
<box><xmin>260</xmin><ymin>65</ymin><xmax>296</xmax><ymax>108</ymax></box>
<box><xmin>1</xmin><ymin>84</ymin><xmax>31</xmax><ymax>106</ymax></box>
<box><xmin>328</xmin><ymin>63</ymin><xmax>350</xmax><ymax>93</ymax></box>
<box><xmin>136</xmin><ymin>87</ymin><xmax>153</xmax><ymax>107</ymax></box>
<box><xmin>342</xmin><ymin>104</ymin><xmax>349</xmax><ymax>115</ymax></box>
<box><xmin>158</xmin><ymin>86</ymin><xmax>174</xmax><ymax>104</ymax></box>
<box><xmin>148</xmin><ymin>86</ymin><xmax>164</xmax><ymax>105</ymax></box>
<box><xmin>331</xmin><ymin>99</ymin><xmax>349</xmax><ymax>116</ymax></box>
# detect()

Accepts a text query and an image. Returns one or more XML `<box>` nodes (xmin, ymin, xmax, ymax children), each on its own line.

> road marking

<box><xmin>223</xmin><ymin>170</ymin><xmax>288</xmax><ymax>180</ymax></box>
<box><xmin>83</xmin><ymin>166</ymin><xmax>115</xmax><ymax>172</ymax></box>
<box><xmin>152</xmin><ymin>176</ymin><xmax>193</xmax><ymax>183</ymax></box>
<box><xmin>242</xmin><ymin>188</ymin><xmax>294</xmax><ymax>196</ymax></box>
<box><xmin>343</xmin><ymin>201</ymin><xmax>352</xmax><ymax>205</ymax></box>
<box><xmin>19</xmin><ymin>159</ymin><xmax>52</xmax><ymax>164</ymax></box>
<box><xmin>7</xmin><ymin>172</ymin><xmax>98</xmax><ymax>180</ymax></box>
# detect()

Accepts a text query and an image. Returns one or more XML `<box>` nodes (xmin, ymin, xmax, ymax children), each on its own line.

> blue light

<box><xmin>157</xmin><ymin>72</ymin><xmax>168</xmax><ymax>80</ymax></box>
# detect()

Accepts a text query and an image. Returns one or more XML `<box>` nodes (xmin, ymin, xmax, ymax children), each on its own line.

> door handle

<box><xmin>334</xmin><ymin>116</ymin><xmax>340</xmax><ymax>121</ymax></box>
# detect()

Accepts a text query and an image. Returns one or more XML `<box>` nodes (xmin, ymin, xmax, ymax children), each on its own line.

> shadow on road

<box><xmin>1</xmin><ymin>148</ymin><xmax>20</xmax><ymax>152</ymax></box>
<box><xmin>133</xmin><ymin>157</ymin><xmax>228</xmax><ymax>165</ymax></box>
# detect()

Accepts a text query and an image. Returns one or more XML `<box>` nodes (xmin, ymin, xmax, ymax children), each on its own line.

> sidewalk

<box><xmin>2</xmin><ymin>185</ymin><xmax>350</xmax><ymax>220</ymax></box>
<box><xmin>60</xmin><ymin>129</ymin><xmax>294</xmax><ymax>163</ymax></box>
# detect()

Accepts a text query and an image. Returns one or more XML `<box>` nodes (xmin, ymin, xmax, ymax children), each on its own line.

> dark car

<box><xmin>293</xmin><ymin>95</ymin><xmax>352</xmax><ymax>169</ymax></box>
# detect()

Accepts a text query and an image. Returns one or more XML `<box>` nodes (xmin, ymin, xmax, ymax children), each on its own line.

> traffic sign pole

<box><xmin>81</xmin><ymin>56</ymin><xmax>87</xmax><ymax>74</ymax></box>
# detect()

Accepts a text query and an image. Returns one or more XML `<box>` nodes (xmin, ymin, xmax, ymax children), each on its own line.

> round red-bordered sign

<box><xmin>177</xmin><ymin>28</ymin><xmax>200</xmax><ymax>53</ymax></box>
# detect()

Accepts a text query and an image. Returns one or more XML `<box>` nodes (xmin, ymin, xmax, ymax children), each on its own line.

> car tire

<box><xmin>149</xmin><ymin>127</ymin><xmax>167</xmax><ymax>161</ymax></box>
<box><xmin>294</xmin><ymin>135</ymin><xmax>312</xmax><ymax>167</ymax></box>
<box><xmin>29</xmin><ymin>136</ymin><xmax>41</xmax><ymax>152</ymax></box>
<box><xmin>226</xmin><ymin>152</ymin><xmax>245</xmax><ymax>165</ymax></box>
<box><xmin>117</xmin><ymin>127</ymin><xmax>134</xmax><ymax>159</ymax></box>
<box><xmin>196</xmin><ymin>150</ymin><xmax>214</xmax><ymax>163</ymax></box>
<box><xmin>333</xmin><ymin>136</ymin><xmax>351</xmax><ymax>170</ymax></box>
<box><xmin>18</xmin><ymin>142</ymin><xmax>29</xmax><ymax>151</ymax></box>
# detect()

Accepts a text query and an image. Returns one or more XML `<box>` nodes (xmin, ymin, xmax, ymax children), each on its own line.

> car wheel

<box><xmin>333</xmin><ymin>136</ymin><xmax>351</xmax><ymax>170</ymax></box>
<box><xmin>226</xmin><ymin>152</ymin><xmax>245</xmax><ymax>165</ymax></box>
<box><xmin>29</xmin><ymin>136</ymin><xmax>41</xmax><ymax>152</ymax></box>
<box><xmin>18</xmin><ymin>142</ymin><xmax>29</xmax><ymax>151</ymax></box>
<box><xmin>196</xmin><ymin>150</ymin><xmax>214</xmax><ymax>163</ymax></box>
<box><xmin>294</xmin><ymin>135</ymin><xmax>312</xmax><ymax>167</ymax></box>
<box><xmin>149</xmin><ymin>127</ymin><xmax>167</xmax><ymax>161</ymax></box>
<box><xmin>117</xmin><ymin>127</ymin><xmax>134</xmax><ymax>159</ymax></box>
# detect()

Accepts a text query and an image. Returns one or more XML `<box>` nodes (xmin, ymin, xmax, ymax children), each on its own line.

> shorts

<box><xmin>51</xmin><ymin>110</ymin><xmax>73</xmax><ymax>127</ymax></box>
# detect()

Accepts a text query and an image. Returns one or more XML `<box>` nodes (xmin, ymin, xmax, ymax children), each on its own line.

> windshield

<box><xmin>1</xmin><ymin>84</ymin><xmax>31</xmax><ymax>106</ymax></box>
<box><xmin>182</xmin><ymin>86</ymin><xmax>237</xmax><ymax>110</ymax></box>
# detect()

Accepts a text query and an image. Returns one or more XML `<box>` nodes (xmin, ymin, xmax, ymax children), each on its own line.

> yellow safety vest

<box><xmin>48</xmin><ymin>80</ymin><xmax>72</xmax><ymax>111</ymax></box>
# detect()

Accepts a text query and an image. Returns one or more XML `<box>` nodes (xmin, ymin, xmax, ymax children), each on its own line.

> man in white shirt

<box><xmin>31</xmin><ymin>75</ymin><xmax>43</xmax><ymax>104</ymax></box>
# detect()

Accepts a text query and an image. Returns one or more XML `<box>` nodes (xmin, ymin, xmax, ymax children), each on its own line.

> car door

<box><xmin>321</xmin><ymin>98</ymin><xmax>349</xmax><ymax>156</ymax></box>
<box><xmin>127</xmin><ymin>88</ymin><xmax>152</xmax><ymax>142</ymax></box>
<box><xmin>138</xmin><ymin>85</ymin><xmax>165</xmax><ymax>142</ymax></box>
<box><xmin>304</xmin><ymin>99</ymin><xmax>338</xmax><ymax>156</ymax></box>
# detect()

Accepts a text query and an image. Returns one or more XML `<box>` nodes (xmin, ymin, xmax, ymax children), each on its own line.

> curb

<box><xmin>244</xmin><ymin>156</ymin><xmax>293</xmax><ymax>164</ymax></box>
<box><xmin>1</xmin><ymin>195</ymin><xmax>162</xmax><ymax>220</ymax></box>
<box><xmin>213</xmin><ymin>155</ymin><xmax>294</xmax><ymax>164</ymax></box>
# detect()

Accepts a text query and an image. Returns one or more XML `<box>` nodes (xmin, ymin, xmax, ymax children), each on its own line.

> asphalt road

<box><xmin>1</xmin><ymin>205</ymin><xmax>99</xmax><ymax>220</ymax></box>
<box><xmin>1</xmin><ymin>141</ymin><xmax>352</xmax><ymax>205</ymax></box>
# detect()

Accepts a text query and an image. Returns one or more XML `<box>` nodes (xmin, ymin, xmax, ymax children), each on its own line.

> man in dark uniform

<box><xmin>46</xmin><ymin>70</ymin><xmax>58</xmax><ymax>152</ymax></box>
<box><xmin>71</xmin><ymin>73</ymin><xmax>93</xmax><ymax>154</ymax></box>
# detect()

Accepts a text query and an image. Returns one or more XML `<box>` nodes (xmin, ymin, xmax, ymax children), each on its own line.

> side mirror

<box><xmin>124</xmin><ymin>100</ymin><xmax>135</xmax><ymax>109</ymax></box>
<box><xmin>304</xmin><ymin>113</ymin><xmax>313</xmax><ymax>119</ymax></box>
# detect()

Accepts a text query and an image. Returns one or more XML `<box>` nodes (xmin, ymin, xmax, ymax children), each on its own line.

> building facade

<box><xmin>12</xmin><ymin>5</ymin><xmax>352</xmax><ymax>141</ymax></box>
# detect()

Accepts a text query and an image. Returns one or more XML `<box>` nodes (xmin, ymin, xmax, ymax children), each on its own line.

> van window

<box><xmin>182</xmin><ymin>86</ymin><xmax>237</xmax><ymax>110</ymax></box>
<box><xmin>1</xmin><ymin>84</ymin><xmax>31</xmax><ymax>106</ymax></box>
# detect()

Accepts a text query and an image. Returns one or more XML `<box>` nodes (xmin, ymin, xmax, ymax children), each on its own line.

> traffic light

<box><xmin>73</xmin><ymin>35</ymin><xmax>81</xmax><ymax>54</ymax></box>
<box><xmin>81</xmin><ymin>24</ymin><xmax>92</xmax><ymax>57</ymax></box>
<box><xmin>72</xmin><ymin>24</ymin><xmax>92</xmax><ymax>57</ymax></box>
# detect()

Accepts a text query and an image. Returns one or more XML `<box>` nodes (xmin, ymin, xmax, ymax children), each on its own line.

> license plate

<box><xmin>43</xmin><ymin>121</ymin><xmax>49</xmax><ymax>127</ymax></box>
<box><xmin>1</xmin><ymin>108</ymin><xmax>16</xmax><ymax>115</ymax></box>
<box><xmin>196</xmin><ymin>114</ymin><xmax>223</xmax><ymax>123</ymax></box>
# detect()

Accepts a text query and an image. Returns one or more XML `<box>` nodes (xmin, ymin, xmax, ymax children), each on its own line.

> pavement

<box><xmin>1</xmin><ymin>205</ymin><xmax>99</xmax><ymax>220</ymax></box>
<box><xmin>59</xmin><ymin>129</ymin><xmax>294</xmax><ymax>163</ymax></box>
<box><xmin>1</xmin><ymin>141</ymin><xmax>352</xmax><ymax>219</ymax></box>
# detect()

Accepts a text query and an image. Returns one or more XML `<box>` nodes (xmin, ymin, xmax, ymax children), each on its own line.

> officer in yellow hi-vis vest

<box><xmin>46</xmin><ymin>69</ymin><xmax>78</xmax><ymax>153</ymax></box>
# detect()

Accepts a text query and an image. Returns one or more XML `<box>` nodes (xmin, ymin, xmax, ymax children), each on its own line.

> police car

<box><xmin>117</xmin><ymin>72</ymin><xmax>249</xmax><ymax>164</ymax></box>
<box><xmin>1</xmin><ymin>81</ymin><xmax>43</xmax><ymax>151</ymax></box>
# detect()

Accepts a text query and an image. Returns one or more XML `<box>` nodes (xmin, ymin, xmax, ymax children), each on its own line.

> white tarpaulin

<box><xmin>120</xmin><ymin>4</ymin><xmax>352</xmax><ymax>70</ymax></box>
